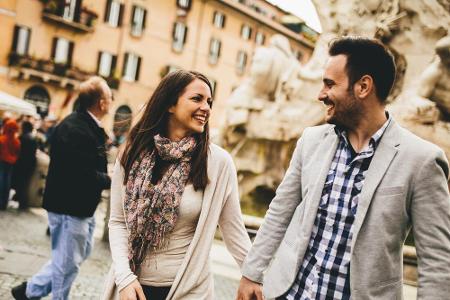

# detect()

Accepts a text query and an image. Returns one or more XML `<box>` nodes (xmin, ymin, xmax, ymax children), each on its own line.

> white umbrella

<box><xmin>0</xmin><ymin>90</ymin><xmax>37</xmax><ymax>116</ymax></box>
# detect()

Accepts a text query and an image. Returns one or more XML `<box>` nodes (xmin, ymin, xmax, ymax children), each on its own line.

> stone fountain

<box><xmin>221</xmin><ymin>0</ymin><xmax>450</xmax><ymax>213</ymax></box>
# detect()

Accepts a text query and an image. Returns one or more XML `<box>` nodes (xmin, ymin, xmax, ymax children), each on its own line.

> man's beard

<box><xmin>326</xmin><ymin>92</ymin><xmax>363</xmax><ymax>130</ymax></box>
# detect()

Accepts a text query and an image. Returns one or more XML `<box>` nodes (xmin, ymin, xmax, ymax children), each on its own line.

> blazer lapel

<box><xmin>302</xmin><ymin>127</ymin><xmax>340</xmax><ymax>237</ymax></box>
<box><xmin>350</xmin><ymin>120</ymin><xmax>401</xmax><ymax>251</ymax></box>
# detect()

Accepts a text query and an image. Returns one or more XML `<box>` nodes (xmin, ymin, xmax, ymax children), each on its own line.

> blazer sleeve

<box><xmin>218</xmin><ymin>155</ymin><xmax>252</xmax><ymax>268</ymax></box>
<box><xmin>108</xmin><ymin>160</ymin><xmax>137</xmax><ymax>291</ymax></box>
<box><xmin>411</xmin><ymin>148</ymin><xmax>450</xmax><ymax>298</ymax></box>
<box><xmin>241</xmin><ymin>132</ymin><xmax>306</xmax><ymax>283</ymax></box>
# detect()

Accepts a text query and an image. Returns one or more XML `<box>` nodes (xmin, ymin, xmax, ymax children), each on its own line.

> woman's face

<box><xmin>167</xmin><ymin>78</ymin><xmax>212</xmax><ymax>140</ymax></box>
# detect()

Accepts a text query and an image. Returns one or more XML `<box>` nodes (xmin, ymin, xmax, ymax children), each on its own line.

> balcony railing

<box><xmin>8</xmin><ymin>53</ymin><xmax>120</xmax><ymax>90</ymax></box>
<box><xmin>40</xmin><ymin>1</ymin><xmax>98</xmax><ymax>33</ymax></box>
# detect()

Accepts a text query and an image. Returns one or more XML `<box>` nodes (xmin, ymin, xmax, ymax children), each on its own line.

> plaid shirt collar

<box><xmin>333</xmin><ymin>112</ymin><xmax>391</xmax><ymax>156</ymax></box>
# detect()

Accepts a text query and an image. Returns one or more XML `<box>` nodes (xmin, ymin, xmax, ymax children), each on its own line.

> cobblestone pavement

<box><xmin>0</xmin><ymin>200</ymin><xmax>239</xmax><ymax>300</ymax></box>
<box><xmin>0</xmin><ymin>200</ymin><xmax>417</xmax><ymax>300</ymax></box>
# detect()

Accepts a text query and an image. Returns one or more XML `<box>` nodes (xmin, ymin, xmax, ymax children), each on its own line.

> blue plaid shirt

<box><xmin>283</xmin><ymin>116</ymin><xmax>391</xmax><ymax>300</ymax></box>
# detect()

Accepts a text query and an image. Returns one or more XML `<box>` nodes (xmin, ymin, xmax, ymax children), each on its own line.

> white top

<box><xmin>137</xmin><ymin>184</ymin><xmax>203</xmax><ymax>286</ymax></box>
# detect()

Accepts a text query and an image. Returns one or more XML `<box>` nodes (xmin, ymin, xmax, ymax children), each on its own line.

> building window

<box><xmin>177</xmin><ymin>0</ymin><xmax>191</xmax><ymax>9</ymax></box>
<box><xmin>236</xmin><ymin>50</ymin><xmax>247</xmax><ymax>74</ymax></box>
<box><xmin>161</xmin><ymin>65</ymin><xmax>181</xmax><ymax>78</ymax></box>
<box><xmin>131</xmin><ymin>5</ymin><xmax>146</xmax><ymax>37</ymax></box>
<box><xmin>97</xmin><ymin>52</ymin><xmax>117</xmax><ymax>77</ymax></box>
<box><xmin>51</xmin><ymin>37</ymin><xmax>74</xmax><ymax>66</ymax></box>
<box><xmin>62</xmin><ymin>0</ymin><xmax>80</xmax><ymax>22</ymax></box>
<box><xmin>213</xmin><ymin>11</ymin><xmax>225</xmax><ymax>28</ymax></box>
<box><xmin>105</xmin><ymin>0</ymin><xmax>124</xmax><ymax>27</ymax></box>
<box><xmin>172</xmin><ymin>22</ymin><xmax>187</xmax><ymax>52</ymax></box>
<box><xmin>208</xmin><ymin>38</ymin><xmax>221</xmax><ymax>65</ymax></box>
<box><xmin>12</xmin><ymin>25</ymin><xmax>31</xmax><ymax>56</ymax></box>
<box><xmin>241</xmin><ymin>24</ymin><xmax>252</xmax><ymax>40</ymax></box>
<box><xmin>122</xmin><ymin>53</ymin><xmax>141</xmax><ymax>82</ymax></box>
<box><xmin>255</xmin><ymin>32</ymin><xmax>265</xmax><ymax>45</ymax></box>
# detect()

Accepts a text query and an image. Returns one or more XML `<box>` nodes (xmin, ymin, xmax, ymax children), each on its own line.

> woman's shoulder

<box><xmin>208</xmin><ymin>143</ymin><xmax>234</xmax><ymax>166</ymax></box>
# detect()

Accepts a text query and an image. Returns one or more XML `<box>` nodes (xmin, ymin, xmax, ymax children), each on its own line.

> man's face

<box><xmin>318</xmin><ymin>54</ymin><xmax>363</xmax><ymax>129</ymax></box>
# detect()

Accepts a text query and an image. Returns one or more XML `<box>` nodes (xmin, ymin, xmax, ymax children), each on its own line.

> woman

<box><xmin>0</xmin><ymin>118</ymin><xmax>20</xmax><ymax>210</ymax></box>
<box><xmin>103</xmin><ymin>70</ymin><xmax>251</xmax><ymax>300</ymax></box>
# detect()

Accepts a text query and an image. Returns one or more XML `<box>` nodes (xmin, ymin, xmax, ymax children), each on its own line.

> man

<box><xmin>12</xmin><ymin>77</ymin><xmax>113</xmax><ymax>300</ymax></box>
<box><xmin>236</xmin><ymin>36</ymin><xmax>450</xmax><ymax>300</ymax></box>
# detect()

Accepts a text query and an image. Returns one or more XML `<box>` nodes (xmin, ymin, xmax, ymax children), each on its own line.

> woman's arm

<box><xmin>109</xmin><ymin>160</ymin><xmax>138</xmax><ymax>291</ymax></box>
<box><xmin>218</xmin><ymin>156</ymin><xmax>252</xmax><ymax>267</ymax></box>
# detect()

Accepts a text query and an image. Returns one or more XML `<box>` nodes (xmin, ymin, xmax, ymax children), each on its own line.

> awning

<box><xmin>0</xmin><ymin>90</ymin><xmax>37</xmax><ymax>116</ymax></box>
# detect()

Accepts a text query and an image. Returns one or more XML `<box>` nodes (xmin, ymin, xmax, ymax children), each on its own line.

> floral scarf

<box><xmin>124</xmin><ymin>134</ymin><xmax>197</xmax><ymax>272</ymax></box>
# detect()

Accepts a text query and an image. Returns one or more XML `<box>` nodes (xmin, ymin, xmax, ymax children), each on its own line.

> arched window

<box><xmin>113</xmin><ymin>105</ymin><xmax>132</xmax><ymax>146</ymax></box>
<box><xmin>24</xmin><ymin>85</ymin><xmax>50</xmax><ymax>117</ymax></box>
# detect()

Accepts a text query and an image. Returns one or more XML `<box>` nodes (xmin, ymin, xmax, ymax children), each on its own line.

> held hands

<box><xmin>119</xmin><ymin>279</ymin><xmax>147</xmax><ymax>300</ymax></box>
<box><xmin>236</xmin><ymin>276</ymin><xmax>263</xmax><ymax>300</ymax></box>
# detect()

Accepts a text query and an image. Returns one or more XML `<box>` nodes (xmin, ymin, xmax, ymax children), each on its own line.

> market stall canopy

<box><xmin>0</xmin><ymin>90</ymin><xmax>37</xmax><ymax>116</ymax></box>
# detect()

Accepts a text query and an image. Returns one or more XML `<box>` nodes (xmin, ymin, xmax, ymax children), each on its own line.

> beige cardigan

<box><xmin>102</xmin><ymin>144</ymin><xmax>251</xmax><ymax>300</ymax></box>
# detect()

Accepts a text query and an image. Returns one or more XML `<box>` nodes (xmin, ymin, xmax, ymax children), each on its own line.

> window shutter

<box><xmin>51</xmin><ymin>37</ymin><xmax>57</xmax><ymax>60</ymax></box>
<box><xmin>104</xmin><ymin>0</ymin><xmax>111</xmax><ymax>22</ymax></box>
<box><xmin>222</xmin><ymin>15</ymin><xmax>226</xmax><ymax>28</ymax></box>
<box><xmin>142</xmin><ymin>9</ymin><xmax>147</xmax><ymax>29</ymax></box>
<box><xmin>74</xmin><ymin>0</ymin><xmax>82</xmax><ymax>22</ymax></box>
<box><xmin>131</xmin><ymin>6</ymin><xmax>136</xmax><ymax>26</ymax></box>
<box><xmin>217</xmin><ymin>40</ymin><xmax>221</xmax><ymax>58</ymax></box>
<box><xmin>111</xmin><ymin>55</ymin><xmax>117</xmax><ymax>76</ymax></box>
<box><xmin>172</xmin><ymin>22</ymin><xmax>177</xmax><ymax>39</ymax></box>
<box><xmin>11</xmin><ymin>26</ymin><xmax>19</xmax><ymax>52</ymax></box>
<box><xmin>118</xmin><ymin>3</ymin><xmax>124</xmax><ymax>27</ymax></box>
<box><xmin>212</xmin><ymin>12</ymin><xmax>216</xmax><ymax>25</ymax></box>
<box><xmin>135</xmin><ymin>56</ymin><xmax>141</xmax><ymax>81</ymax></box>
<box><xmin>25</xmin><ymin>28</ymin><xmax>31</xmax><ymax>55</ymax></box>
<box><xmin>96</xmin><ymin>52</ymin><xmax>102</xmax><ymax>75</ymax></box>
<box><xmin>183</xmin><ymin>25</ymin><xmax>188</xmax><ymax>44</ymax></box>
<box><xmin>67</xmin><ymin>41</ymin><xmax>74</xmax><ymax>66</ymax></box>
<box><xmin>122</xmin><ymin>53</ymin><xmax>129</xmax><ymax>76</ymax></box>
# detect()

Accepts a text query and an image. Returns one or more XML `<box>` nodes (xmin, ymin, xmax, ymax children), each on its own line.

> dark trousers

<box><xmin>142</xmin><ymin>285</ymin><xmax>171</xmax><ymax>300</ymax></box>
<box><xmin>0</xmin><ymin>162</ymin><xmax>13</xmax><ymax>210</ymax></box>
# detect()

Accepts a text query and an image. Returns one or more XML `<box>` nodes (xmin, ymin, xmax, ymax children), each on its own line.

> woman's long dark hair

<box><xmin>120</xmin><ymin>70</ymin><xmax>213</xmax><ymax>190</ymax></box>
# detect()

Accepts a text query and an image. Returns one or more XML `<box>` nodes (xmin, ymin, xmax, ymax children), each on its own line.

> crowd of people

<box><xmin>0</xmin><ymin>113</ymin><xmax>57</xmax><ymax>210</ymax></box>
<box><xmin>4</xmin><ymin>36</ymin><xmax>450</xmax><ymax>300</ymax></box>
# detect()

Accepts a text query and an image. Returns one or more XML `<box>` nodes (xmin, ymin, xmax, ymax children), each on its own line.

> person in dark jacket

<box><xmin>12</xmin><ymin>76</ymin><xmax>113</xmax><ymax>300</ymax></box>
<box><xmin>12</xmin><ymin>120</ymin><xmax>37</xmax><ymax>210</ymax></box>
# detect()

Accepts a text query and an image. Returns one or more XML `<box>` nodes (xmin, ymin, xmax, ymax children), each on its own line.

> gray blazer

<box><xmin>241</xmin><ymin>119</ymin><xmax>450</xmax><ymax>300</ymax></box>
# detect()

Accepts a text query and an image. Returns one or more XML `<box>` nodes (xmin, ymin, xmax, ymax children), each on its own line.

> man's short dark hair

<box><xmin>76</xmin><ymin>76</ymin><xmax>108</xmax><ymax>111</ymax></box>
<box><xmin>328</xmin><ymin>36</ymin><xmax>396</xmax><ymax>102</ymax></box>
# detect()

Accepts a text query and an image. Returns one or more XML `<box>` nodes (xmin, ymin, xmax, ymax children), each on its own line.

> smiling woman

<box><xmin>103</xmin><ymin>70</ymin><xmax>251</xmax><ymax>300</ymax></box>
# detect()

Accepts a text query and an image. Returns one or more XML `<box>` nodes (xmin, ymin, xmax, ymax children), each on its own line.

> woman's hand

<box><xmin>119</xmin><ymin>279</ymin><xmax>147</xmax><ymax>300</ymax></box>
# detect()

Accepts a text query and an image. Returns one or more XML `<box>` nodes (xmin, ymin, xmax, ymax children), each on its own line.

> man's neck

<box><xmin>347</xmin><ymin>109</ymin><xmax>387</xmax><ymax>153</ymax></box>
<box><xmin>86</xmin><ymin>109</ymin><xmax>103</xmax><ymax>126</ymax></box>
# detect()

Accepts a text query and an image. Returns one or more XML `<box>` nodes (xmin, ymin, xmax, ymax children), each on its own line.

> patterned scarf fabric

<box><xmin>124</xmin><ymin>134</ymin><xmax>197</xmax><ymax>272</ymax></box>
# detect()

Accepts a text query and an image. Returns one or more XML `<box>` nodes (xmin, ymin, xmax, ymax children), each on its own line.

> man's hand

<box><xmin>119</xmin><ymin>279</ymin><xmax>146</xmax><ymax>300</ymax></box>
<box><xmin>236</xmin><ymin>276</ymin><xmax>263</xmax><ymax>300</ymax></box>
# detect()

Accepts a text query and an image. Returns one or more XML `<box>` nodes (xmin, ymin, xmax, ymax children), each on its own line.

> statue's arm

<box><xmin>417</xmin><ymin>59</ymin><xmax>442</xmax><ymax>98</ymax></box>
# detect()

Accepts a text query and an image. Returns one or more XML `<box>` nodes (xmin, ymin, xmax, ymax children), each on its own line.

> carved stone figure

<box><xmin>222</xmin><ymin>0</ymin><xmax>450</xmax><ymax>208</ymax></box>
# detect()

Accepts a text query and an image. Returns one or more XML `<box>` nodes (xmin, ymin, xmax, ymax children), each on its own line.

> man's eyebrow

<box><xmin>323</xmin><ymin>78</ymin><xmax>335</xmax><ymax>85</ymax></box>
